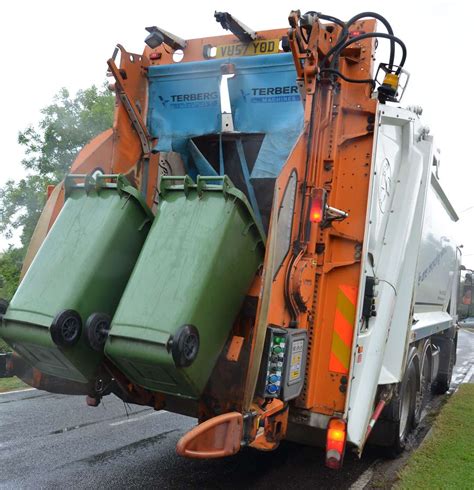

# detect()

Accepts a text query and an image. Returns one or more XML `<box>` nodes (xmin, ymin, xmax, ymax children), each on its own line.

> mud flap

<box><xmin>176</xmin><ymin>412</ymin><xmax>243</xmax><ymax>459</ymax></box>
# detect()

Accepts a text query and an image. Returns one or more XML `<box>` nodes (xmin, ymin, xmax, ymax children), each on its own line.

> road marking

<box><xmin>0</xmin><ymin>387</ymin><xmax>35</xmax><ymax>397</ymax></box>
<box><xmin>109</xmin><ymin>410</ymin><xmax>167</xmax><ymax>427</ymax></box>
<box><xmin>349</xmin><ymin>463</ymin><xmax>378</xmax><ymax>490</ymax></box>
<box><xmin>461</xmin><ymin>364</ymin><xmax>474</xmax><ymax>384</ymax></box>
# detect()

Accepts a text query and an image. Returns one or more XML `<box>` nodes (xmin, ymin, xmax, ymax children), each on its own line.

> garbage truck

<box><xmin>0</xmin><ymin>10</ymin><xmax>461</xmax><ymax>468</ymax></box>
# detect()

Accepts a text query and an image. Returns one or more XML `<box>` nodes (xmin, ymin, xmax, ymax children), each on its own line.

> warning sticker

<box><xmin>289</xmin><ymin>340</ymin><xmax>304</xmax><ymax>381</ymax></box>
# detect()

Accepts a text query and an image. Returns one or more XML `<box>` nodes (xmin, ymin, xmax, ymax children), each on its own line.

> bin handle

<box><xmin>63</xmin><ymin>174</ymin><xmax>154</xmax><ymax>219</ymax></box>
<box><xmin>159</xmin><ymin>175</ymin><xmax>195</xmax><ymax>196</ymax></box>
<box><xmin>65</xmin><ymin>173</ymin><xmax>119</xmax><ymax>187</ymax></box>
<box><xmin>159</xmin><ymin>175</ymin><xmax>235</xmax><ymax>197</ymax></box>
<box><xmin>64</xmin><ymin>174</ymin><xmax>89</xmax><ymax>197</ymax></box>
<box><xmin>196</xmin><ymin>175</ymin><xmax>234</xmax><ymax>198</ymax></box>
<box><xmin>65</xmin><ymin>173</ymin><xmax>121</xmax><ymax>197</ymax></box>
<box><xmin>66</xmin><ymin>174</ymin><xmax>120</xmax><ymax>181</ymax></box>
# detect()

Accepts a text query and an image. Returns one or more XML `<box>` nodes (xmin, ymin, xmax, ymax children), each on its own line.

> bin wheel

<box><xmin>171</xmin><ymin>325</ymin><xmax>200</xmax><ymax>368</ymax></box>
<box><xmin>50</xmin><ymin>310</ymin><xmax>82</xmax><ymax>347</ymax></box>
<box><xmin>85</xmin><ymin>313</ymin><xmax>111</xmax><ymax>352</ymax></box>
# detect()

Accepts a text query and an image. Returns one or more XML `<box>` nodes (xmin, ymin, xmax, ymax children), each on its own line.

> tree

<box><xmin>0</xmin><ymin>246</ymin><xmax>23</xmax><ymax>300</ymax></box>
<box><xmin>0</xmin><ymin>84</ymin><xmax>114</xmax><ymax>299</ymax></box>
<box><xmin>1</xmin><ymin>85</ymin><xmax>114</xmax><ymax>248</ymax></box>
<box><xmin>18</xmin><ymin>86</ymin><xmax>114</xmax><ymax>181</ymax></box>
<box><xmin>0</xmin><ymin>174</ymin><xmax>51</xmax><ymax>248</ymax></box>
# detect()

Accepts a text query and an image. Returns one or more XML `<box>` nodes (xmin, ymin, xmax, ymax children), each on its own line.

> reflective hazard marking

<box><xmin>329</xmin><ymin>285</ymin><xmax>358</xmax><ymax>374</ymax></box>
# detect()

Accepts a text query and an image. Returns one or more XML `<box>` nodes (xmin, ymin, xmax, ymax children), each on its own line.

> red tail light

<box><xmin>310</xmin><ymin>188</ymin><xmax>326</xmax><ymax>223</ymax></box>
<box><xmin>326</xmin><ymin>418</ymin><xmax>347</xmax><ymax>469</ymax></box>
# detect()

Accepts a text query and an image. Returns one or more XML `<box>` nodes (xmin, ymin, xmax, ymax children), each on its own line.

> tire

<box><xmin>50</xmin><ymin>310</ymin><xmax>82</xmax><ymax>347</ymax></box>
<box><xmin>386</xmin><ymin>359</ymin><xmax>417</xmax><ymax>456</ymax></box>
<box><xmin>85</xmin><ymin>313</ymin><xmax>111</xmax><ymax>352</ymax></box>
<box><xmin>414</xmin><ymin>348</ymin><xmax>431</xmax><ymax>426</ymax></box>
<box><xmin>171</xmin><ymin>325</ymin><xmax>200</xmax><ymax>368</ymax></box>
<box><xmin>431</xmin><ymin>336</ymin><xmax>455</xmax><ymax>395</ymax></box>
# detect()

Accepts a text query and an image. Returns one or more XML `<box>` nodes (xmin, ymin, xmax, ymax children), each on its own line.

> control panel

<box><xmin>256</xmin><ymin>326</ymin><xmax>308</xmax><ymax>401</ymax></box>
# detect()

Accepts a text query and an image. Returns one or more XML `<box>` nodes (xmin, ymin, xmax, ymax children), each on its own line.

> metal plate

<box><xmin>216</xmin><ymin>39</ymin><xmax>280</xmax><ymax>58</ymax></box>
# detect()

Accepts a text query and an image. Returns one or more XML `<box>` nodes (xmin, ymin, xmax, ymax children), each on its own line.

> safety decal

<box><xmin>289</xmin><ymin>339</ymin><xmax>304</xmax><ymax>381</ymax></box>
<box><xmin>329</xmin><ymin>285</ymin><xmax>358</xmax><ymax>374</ymax></box>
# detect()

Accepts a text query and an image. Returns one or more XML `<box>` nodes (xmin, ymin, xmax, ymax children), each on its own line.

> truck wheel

<box><xmin>386</xmin><ymin>360</ymin><xmax>417</xmax><ymax>456</ymax></box>
<box><xmin>85</xmin><ymin>313</ymin><xmax>111</xmax><ymax>352</ymax></box>
<box><xmin>414</xmin><ymin>349</ymin><xmax>431</xmax><ymax>426</ymax></box>
<box><xmin>50</xmin><ymin>310</ymin><xmax>82</xmax><ymax>347</ymax></box>
<box><xmin>431</xmin><ymin>336</ymin><xmax>455</xmax><ymax>394</ymax></box>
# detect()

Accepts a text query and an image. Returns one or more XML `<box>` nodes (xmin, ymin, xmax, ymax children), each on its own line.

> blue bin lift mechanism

<box><xmin>147</xmin><ymin>53</ymin><xmax>304</xmax><ymax>229</ymax></box>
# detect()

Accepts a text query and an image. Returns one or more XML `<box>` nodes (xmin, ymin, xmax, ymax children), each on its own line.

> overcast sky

<box><xmin>1</xmin><ymin>0</ymin><xmax>473</xmax><ymax>263</ymax></box>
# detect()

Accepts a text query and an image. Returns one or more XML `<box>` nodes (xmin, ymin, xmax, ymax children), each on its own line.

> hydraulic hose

<box><xmin>322</xmin><ymin>12</ymin><xmax>396</xmax><ymax>71</ymax></box>
<box><xmin>304</xmin><ymin>11</ymin><xmax>345</xmax><ymax>28</ymax></box>
<box><xmin>318</xmin><ymin>68</ymin><xmax>375</xmax><ymax>87</ymax></box>
<box><xmin>327</xmin><ymin>32</ymin><xmax>407</xmax><ymax>74</ymax></box>
<box><xmin>300</xmin><ymin>11</ymin><xmax>345</xmax><ymax>44</ymax></box>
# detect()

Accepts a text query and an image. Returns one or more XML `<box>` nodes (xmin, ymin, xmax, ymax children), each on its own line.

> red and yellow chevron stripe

<box><xmin>329</xmin><ymin>285</ymin><xmax>358</xmax><ymax>374</ymax></box>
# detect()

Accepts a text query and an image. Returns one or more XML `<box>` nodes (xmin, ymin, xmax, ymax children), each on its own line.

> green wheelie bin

<box><xmin>105</xmin><ymin>176</ymin><xmax>265</xmax><ymax>399</ymax></box>
<box><xmin>0</xmin><ymin>174</ymin><xmax>153</xmax><ymax>384</ymax></box>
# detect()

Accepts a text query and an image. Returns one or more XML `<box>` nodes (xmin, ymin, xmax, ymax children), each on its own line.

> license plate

<box><xmin>216</xmin><ymin>39</ymin><xmax>280</xmax><ymax>58</ymax></box>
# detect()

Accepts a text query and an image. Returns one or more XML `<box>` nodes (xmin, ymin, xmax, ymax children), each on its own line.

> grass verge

<box><xmin>0</xmin><ymin>377</ymin><xmax>29</xmax><ymax>393</ymax></box>
<box><xmin>396</xmin><ymin>383</ymin><xmax>474</xmax><ymax>489</ymax></box>
<box><xmin>0</xmin><ymin>341</ymin><xmax>30</xmax><ymax>393</ymax></box>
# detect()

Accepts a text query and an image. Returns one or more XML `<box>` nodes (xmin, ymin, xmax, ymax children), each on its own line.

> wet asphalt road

<box><xmin>1</xmin><ymin>329</ymin><xmax>473</xmax><ymax>490</ymax></box>
<box><xmin>0</xmin><ymin>391</ymin><xmax>379</xmax><ymax>489</ymax></box>
<box><xmin>453</xmin><ymin>326</ymin><xmax>474</xmax><ymax>384</ymax></box>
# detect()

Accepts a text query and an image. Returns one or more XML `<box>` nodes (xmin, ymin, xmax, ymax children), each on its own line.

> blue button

<box><xmin>266</xmin><ymin>384</ymin><xmax>279</xmax><ymax>394</ymax></box>
<box><xmin>268</xmin><ymin>374</ymin><xmax>281</xmax><ymax>383</ymax></box>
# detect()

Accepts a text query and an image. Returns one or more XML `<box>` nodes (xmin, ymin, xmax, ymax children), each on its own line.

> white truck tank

<box><xmin>414</xmin><ymin>174</ymin><xmax>458</xmax><ymax>315</ymax></box>
<box><xmin>345</xmin><ymin>104</ymin><xmax>459</xmax><ymax>450</ymax></box>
